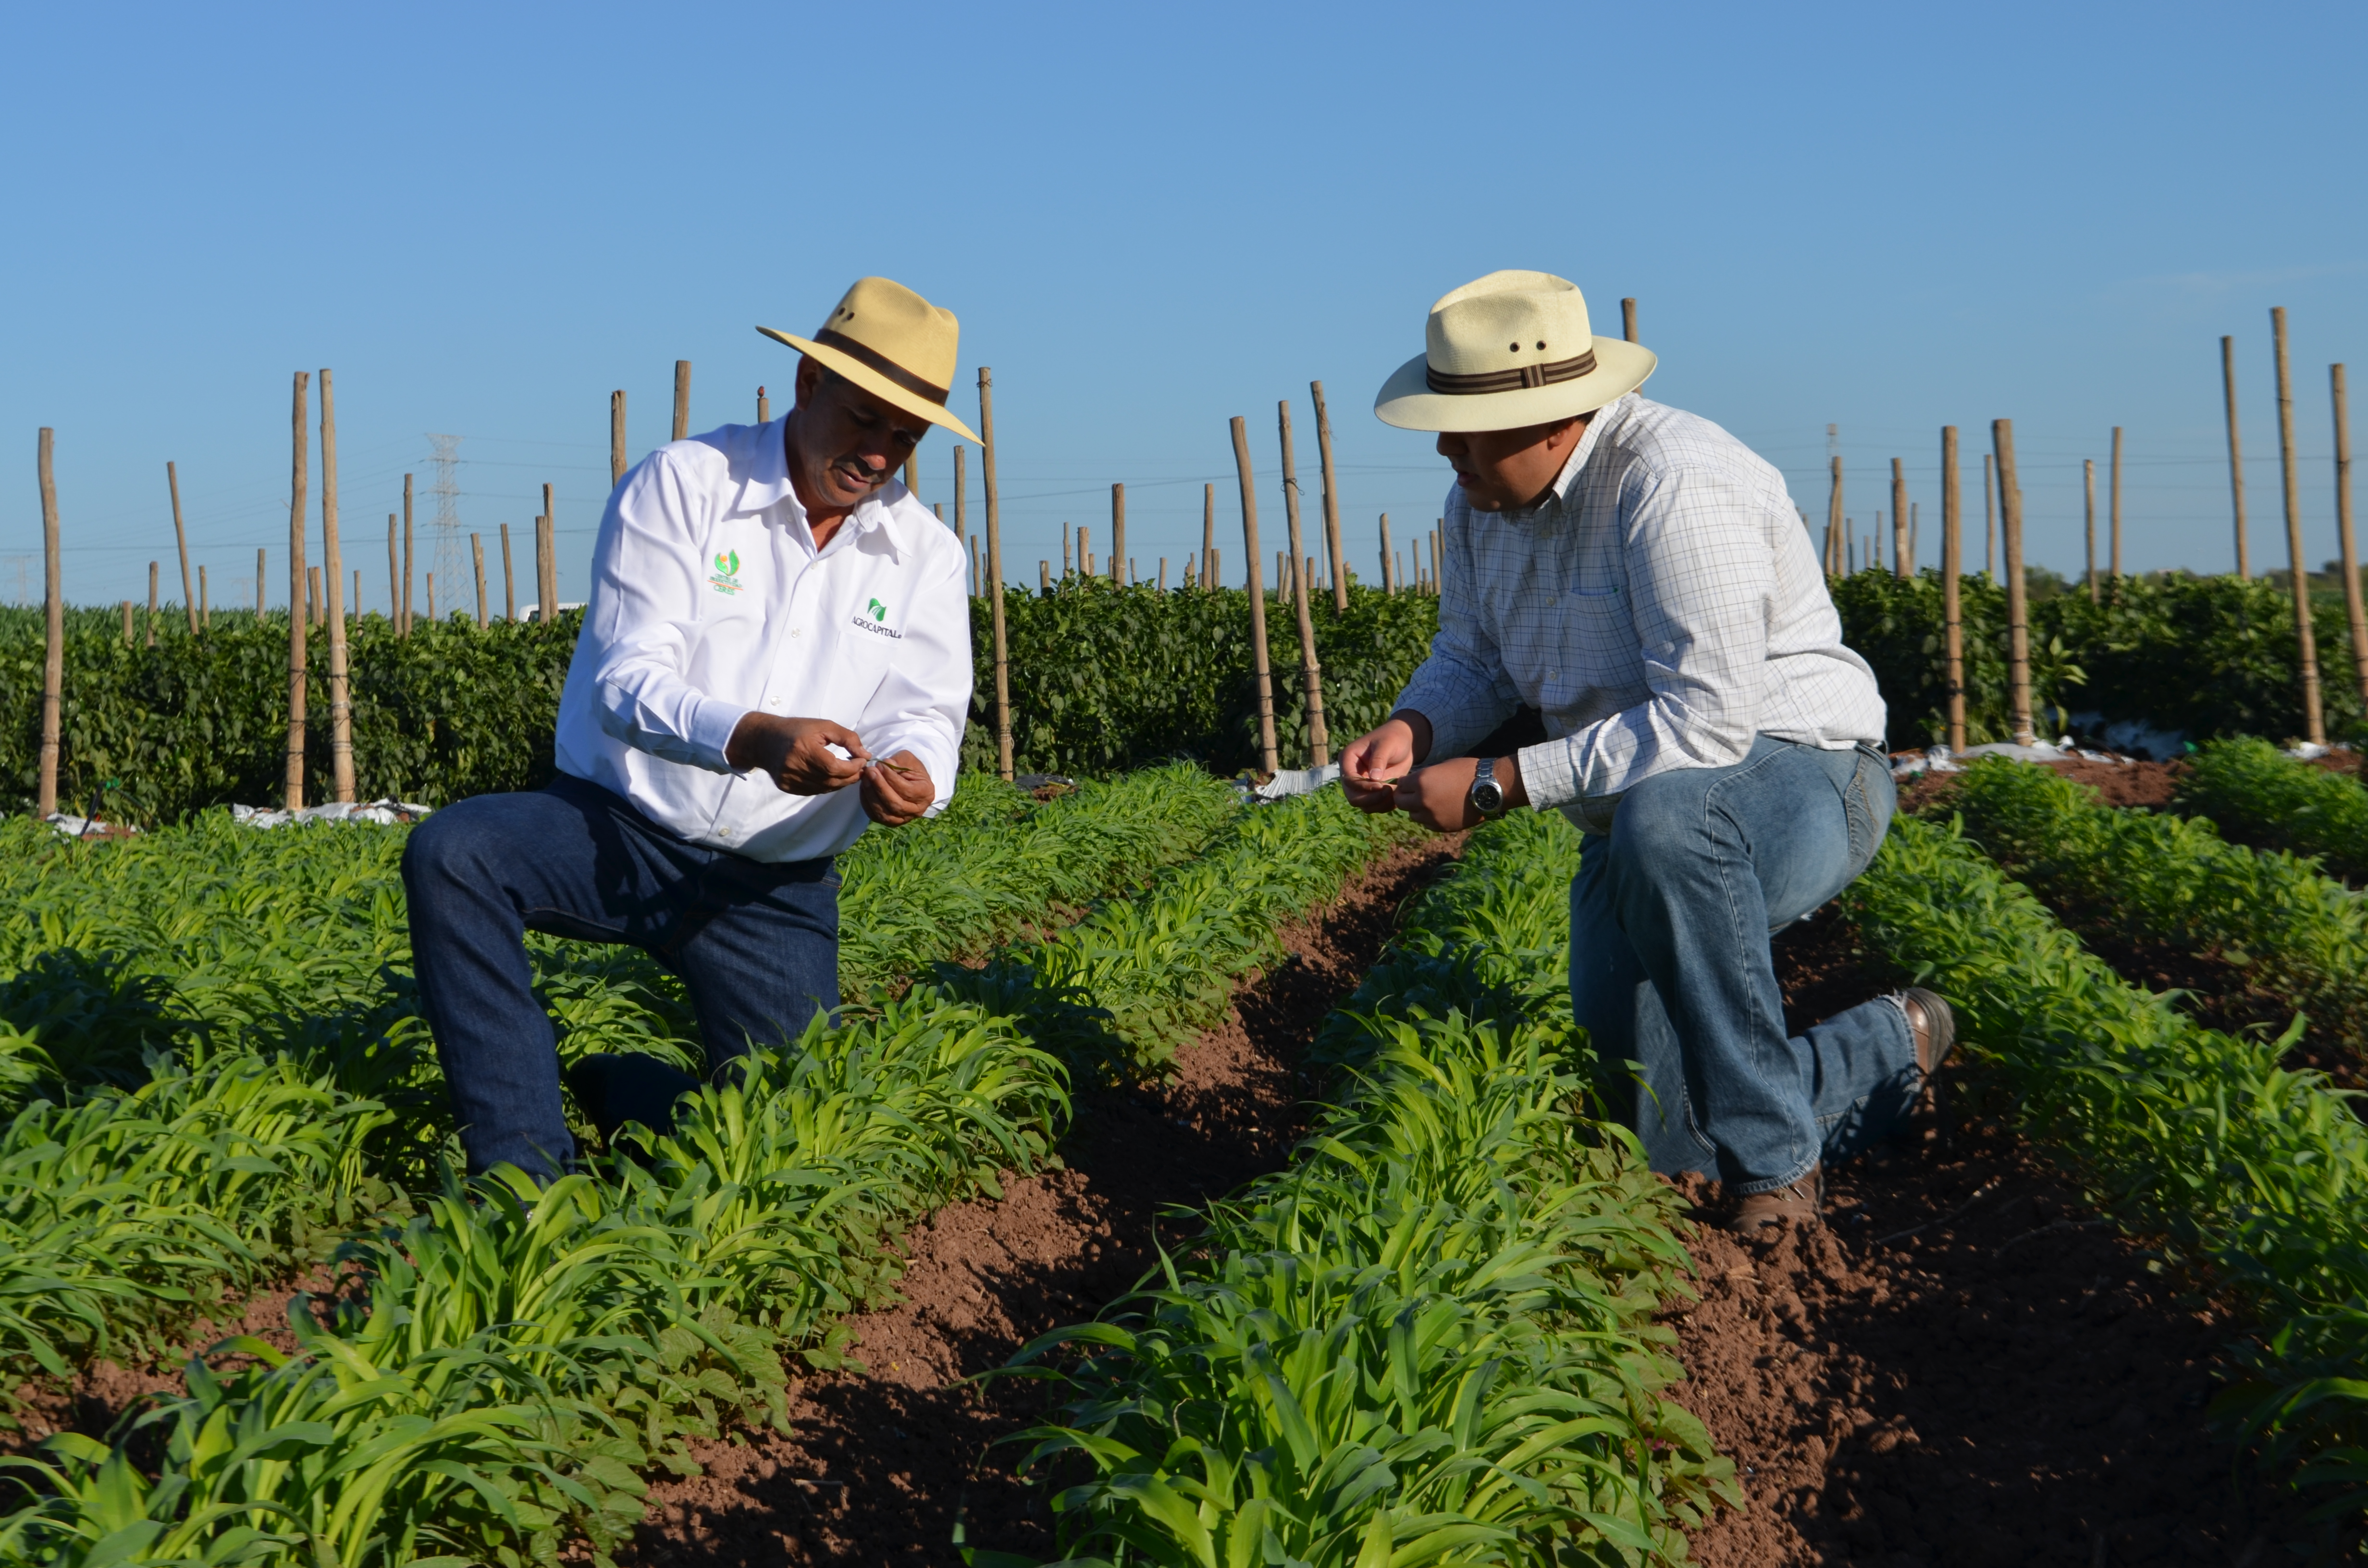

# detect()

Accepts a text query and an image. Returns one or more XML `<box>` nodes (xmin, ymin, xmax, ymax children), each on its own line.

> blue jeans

<box><xmin>401</xmin><ymin>772</ymin><xmax>840</xmax><ymax>1180</ymax></box>
<box><xmin>1570</xmin><ymin>735</ymin><xmax>1914</xmax><ymax>1194</ymax></box>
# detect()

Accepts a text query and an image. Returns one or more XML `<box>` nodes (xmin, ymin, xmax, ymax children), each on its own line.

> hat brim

<box><xmin>1373</xmin><ymin>336</ymin><xmax>1657</xmax><ymax>433</ymax></box>
<box><xmin>756</xmin><ymin>326</ymin><xmax>984</xmax><ymax>445</ymax></box>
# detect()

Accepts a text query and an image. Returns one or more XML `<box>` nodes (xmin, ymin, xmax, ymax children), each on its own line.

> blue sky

<box><xmin>5</xmin><ymin>1</ymin><xmax>2365</xmax><ymax>612</ymax></box>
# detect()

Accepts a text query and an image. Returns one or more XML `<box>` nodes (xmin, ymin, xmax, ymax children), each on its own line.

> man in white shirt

<box><xmin>1339</xmin><ymin>270</ymin><xmax>1955</xmax><ymax>1231</ymax></box>
<box><xmin>402</xmin><ymin>277</ymin><xmax>976</xmax><ymax>1181</ymax></box>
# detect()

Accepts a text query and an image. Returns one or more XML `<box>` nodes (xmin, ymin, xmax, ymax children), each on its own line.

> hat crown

<box><xmin>816</xmin><ymin>277</ymin><xmax>960</xmax><ymax>392</ymax></box>
<box><xmin>1425</xmin><ymin>270</ymin><xmax>1593</xmax><ymax>377</ymax></box>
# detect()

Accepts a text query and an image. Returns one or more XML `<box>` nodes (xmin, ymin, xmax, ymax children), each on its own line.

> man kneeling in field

<box><xmin>403</xmin><ymin>277</ymin><xmax>975</xmax><ymax>1181</ymax></box>
<box><xmin>1339</xmin><ymin>270</ymin><xmax>1954</xmax><ymax>1231</ymax></box>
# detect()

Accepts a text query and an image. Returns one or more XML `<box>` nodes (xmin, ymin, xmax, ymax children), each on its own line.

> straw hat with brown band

<box><xmin>1373</xmin><ymin>270</ymin><xmax>1657</xmax><ymax>434</ymax></box>
<box><xmin>758</xmin><ymin>276</ymin><xmax>983</xmax><ymax>445</ymax></box>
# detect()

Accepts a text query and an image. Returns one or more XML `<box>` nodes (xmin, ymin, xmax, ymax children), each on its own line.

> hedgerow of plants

<box><xmin>990</xmin><ymin>810</ymin><xmax>1736</xmax><ymax>1566</ymax></box>
<box><xmin>0</xmin><ymin>785</ymin><xmax>1415</xmax><ymax>1567</ymax></box>
<box><xmin>2179</xmin><ymin>737</ymin><xmax>2368</xmax><ymax>886</ymax></box>
<box><xmin>1844</xmin><ymin>810</ymin><xmax>2368</xmax><ymax>1517</ymax></box>
<box><xmin>1947</xmin><ymin>756</ymin><xmax>2368</xmax><ymax>1055</ymax></box>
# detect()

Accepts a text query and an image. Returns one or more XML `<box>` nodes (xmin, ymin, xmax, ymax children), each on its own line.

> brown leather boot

<box><xmin>1727</xmin><ymin>1166</ymin><xmax>1822</xmax><ymax>1232</ymax></box>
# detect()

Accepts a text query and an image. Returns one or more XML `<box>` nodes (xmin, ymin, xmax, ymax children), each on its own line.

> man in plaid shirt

<box><xmin>1341</xmin><ymin>270</ymin><xmax>1956</xmax><ymax>1231</ymax></box>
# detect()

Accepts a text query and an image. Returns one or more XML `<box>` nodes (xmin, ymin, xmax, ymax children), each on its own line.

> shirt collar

<box><xmin>743</xmin><ymin>416</ymin><xmax>904</xmax><ymax>558</ymax></box>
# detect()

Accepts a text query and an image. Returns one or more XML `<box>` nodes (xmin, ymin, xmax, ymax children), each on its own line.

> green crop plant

<box><xmin>990</xmin><ymin>810</ymin><xmax>1735</xmax><ymax>1567</ymax></box>
<box><xmin>1947</xmin><ymin>756</ymin><xmax>2368</xmax><ymax>1055</ymax></box>
<box><xmin>2180</xmin><ymin>737</ymin><xmax>2368</xmax><ymax>885</ymax></box>
<box><xmin>1846</xmin><ymin>811</ymin><xmax>2368</xmax><ymax>1518</ymax></box>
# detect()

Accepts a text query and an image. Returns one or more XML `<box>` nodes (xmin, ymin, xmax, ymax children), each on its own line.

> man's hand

<box><xmin>1393</xmin><ymin>752</ymin><xmax>1529</xmax><ymax>833</ymax></box>
<box><xmin>858</xmin><ymin>751</ymin><xmax>933</xmax><ymax>827</ymax></box>
<box><xmin>727</xmin><ymin>713</ymin><xmax>869</xmax><ymax>795</ymax></box>
<box><xmin>1338</xmin><ymin>711</ymin><xmax>1434</xmax><ymax>814</ymax></box>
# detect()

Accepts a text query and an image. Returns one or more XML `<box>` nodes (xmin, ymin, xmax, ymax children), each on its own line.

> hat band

<box><xmin>1424</xmin><ymin>346</ymin><xmax>1598</xmax><ymax>396</ymax></box>
<box><xmin>814</xmin><ymin>329</ymin><xmax>951</xmax><ymax>406</ymax></box>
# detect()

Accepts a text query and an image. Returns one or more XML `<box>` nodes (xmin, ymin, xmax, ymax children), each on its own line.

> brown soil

<box><xmin>1670</xmin><ymin>914</ymin><xmax>2354</xmax><ymax>1566</ymax></box>
<box><xmin>616</xmin><ymin>834</ymin><xmax>1463</xmax><ymax>1566</ymax></box>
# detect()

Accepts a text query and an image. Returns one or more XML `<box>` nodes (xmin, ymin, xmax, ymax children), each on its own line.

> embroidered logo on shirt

<box><xmin>708</xmin><ymin>550</ymin><xmax>743</xmax><ymax>596</ymax></box>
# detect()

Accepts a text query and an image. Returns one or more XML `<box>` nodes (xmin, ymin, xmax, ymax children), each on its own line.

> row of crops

<box><xmin>9</xmin><ymin>569</ymin><xmax>2368</xmax><ymax>825</ymax></box>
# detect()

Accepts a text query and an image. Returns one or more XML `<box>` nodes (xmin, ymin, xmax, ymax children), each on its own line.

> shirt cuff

<box><xmin>688</xmin><ymin>697</ymin><xmax>752</xmax><ymax>773</ymax></box>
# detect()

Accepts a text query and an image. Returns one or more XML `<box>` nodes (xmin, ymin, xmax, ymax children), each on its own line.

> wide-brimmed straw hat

<box><xmin>758</xmin><ymin>277</ymin><xmax>983</xmax><ymax>444</ymax></box>
<box><xmin>1374</xmin><ymin>270</ymin><xmax>1656</xmax><ymax>433</ymax></box>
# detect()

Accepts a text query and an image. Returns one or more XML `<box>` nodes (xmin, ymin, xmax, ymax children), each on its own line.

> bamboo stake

<box><xmin>540</xmin><ymin>483</ymin><xmax>558</xmax><ymax>618</ymax></box>
<box><xmin>2334</xmin><ymin>364</ymin><xmax>2368</xmax><ymax>714</ymax></box>
<box><xmin>1887</xmin><ymin>459</ymin><xmax>1906</xmax><ymax>576</ymax></box>
<box><xmin>979</xmin><ymin>368</ymin><xmax>1012</xmax><ymax>781</ymax></box>
<box><xmin>285</xmin><ymin>372</ymin><xmax>309</xmax><ymax>811</ymax></box>
<box><xmin>146</xmin><ymin>563</ymin><xmax>157</xmax><ymax>647</ymax></box>
<box><xmin>2224</xmin><ymin>335</ymin><xmax>2252</xmax><ymax>578</ymax></box>
<box><xmin>1380</xmin><ymin>513</ymin><xmax>1394</xmax><ymax>593</ymax></box>
<box><xmin>1826</xmin><ymin>455</ymin><xmax>1844</xmax><ymax>577</ymax></box>
<box><xmin>1943</xmin><ymin>426</ymin><xmax>1965</xmax><ymax>752</ymax></box>
<box><xmin>1202</xmin><ymin>484</ymin><xmax>1216</xmax><ymax>588</ymax></box>
<box><xmin>673</xmin><ymin>361</ymin><xmax>691</xmax><ymax>442</ymax></box>
<box><xmin>472</xmin><ymin>533</ymin><xmax>488</xmax><ymax>627</ymax></box>
<box><xmin>2110</xmin><ymin>426</ymin><xmax>2125</xmax><ymax>581</ymax></box>
<box><xmin>500</xmin><ymin>522</ymin><xmax>516</xmax><ymax>621</ymax></box>
<box><xmin>402</xmin><ymin>473</ymin><xmax>415</xmax><ymax>636</ymax></box>
<box><xmin>1994</xmin><ymin>419</ymin><xmax>2034</xmax><ymax>746</ymax></box>
<box><xmin>1110</xmin><ymin>483</ymin><xmax>1125</xmax><ymax>582</ymax></box>
<box><xmin>167</xmin><ymin>462</ymin><xmax>196</xmax><ymax>634</ymax></box>
<box><xmin>1983</xmin><ymin>453</ymin><xmax>1997</xmax><ymax>579</ymax></box>
<box><xmin>321</xmin><ymin>370</ymin><xmax>353</xmax><ymax>803</ymax></box>
<box><xmin>1276</xmin><ymin>400</ymin><xmax>1328</xmax><ymax>765</ymax></box>
<box><xmin>1621</xmin><ymin>298</ymin><xmax>1638</xmax><ymax>343</ymax></box>
<box><xmin>2272</xmin><ymin>307</ymin><xmax>2326</xmax><ymax>745</ymax></box>
<box><xmin>2084</xmin><ymin>459</ymin><xmax>2099</xmax><ymax>602</ymax></box>
<box><xmin>1310</xmin><ymin>380</ymin><xmax>1348</xmax><ymax>612</ymax></box>
<box><xmin>1231</xmin><ymin>416</ymin><xmax>1279</xmax><ymax>774</ymax></box>
<box><xmin>610</xmin><ymin>391</ymin><xmax>628</xmax><ymax>488</ymax></box>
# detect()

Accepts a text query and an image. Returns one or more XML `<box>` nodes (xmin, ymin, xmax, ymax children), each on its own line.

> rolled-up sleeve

<box><xmin>1392</xmin><ymin>505</ymin><xmax>1521</xmax><ymax>761</ymax></box>
<box><xmin>853</xmin><ymin>538</ymin><xmax>970</xmax><ymax>813</ymax></box>
<box><xmin>1518</xmin><ymin>463</ymin><xmax>1770</xmax><ymax>813</ymax></box>
<box><xmin>582</xmin><ymin>451</ymin><xmax>750</xmax><ymax>772</ymax></box>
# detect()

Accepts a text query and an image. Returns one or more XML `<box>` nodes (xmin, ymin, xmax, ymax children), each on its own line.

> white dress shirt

<box><xmin>1394</xmin><ymin>394</ymin><xmax>1885</xmax><ymax>833</ymax></box>
<box><xmin>552</xmin><ymin>417</ymin><xmax>971</xmax><ymax>863</ymax></box>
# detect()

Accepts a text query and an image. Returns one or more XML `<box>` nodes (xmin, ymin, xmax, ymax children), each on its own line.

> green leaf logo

<box><xmin>715</xmin><ymin>550</ymin><xmax>740</xmax><ymax>577</ymax></box>
<box><xmin>868</xmin><ymin>597</ymin><xmax>887</xmax><ymax>620</ymax></box>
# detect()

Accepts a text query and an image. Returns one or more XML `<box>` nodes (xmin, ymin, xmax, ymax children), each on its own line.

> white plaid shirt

<box><xmin>1395</xmin><ymin>394</ymin><xmax>1885</xmax><ymax>832</ymax></box>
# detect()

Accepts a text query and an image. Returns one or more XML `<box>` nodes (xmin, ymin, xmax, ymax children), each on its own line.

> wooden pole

<box><xmin>1890</xmin><ymin>458</ymin><xmax>1909</xmax><ymax>576</ymax></box>
<box><xmin>1943</xmin><ymin>425</ymin><xmax>1965</xmax><ymax>752</ymax></box>
<box><xmin>2224</xmin><ymin>335</ymin><xmax>2252</xmax><ymax>578</ymax></box>
<box><xmin>1202</xmin><ymin>483</ymin><xmax>1216</xmax><ymax>588</ymax></box>
<box><xmin>1110</xmin><ymin>483</ymin><xmax>1125</xmax><ymax>582</ymax></box>
<box><xmin>1276</xmin><ymin>400</ymin><xmax>1329</xmax><ymax>766</ymax></box>
<box><xmin>1983</xmin><ymin>453</ymin><xmax>1997</xmax><ymax>579</ymax></box>
<box><xmin>540</xmin><ymin>483</ymin><xmax>559</xmax><ymax>618</ymax></box>
<box><xmin>672</xmin><ymin>361</ymin><xmax>691</xmax><ymax>442</ymax></box>
<box><xmin>167</xmin><ymin>462</ymin><xmax>197</xmax><ymax>634</ymax></box>
<box><xmin>1310</xmin><ymin>380</ymin><xmax>1349</xmax><ymax>612</ymax></box>
<box><xmin>285</xmin><ymin>371</ymin><xmax>309</xmax><ymax>811</ymax></box>
<box><xmin>979</xmin><ymin>368</ymin><xmax>1012</xmax><ymax>780</ymax></box>
<box><xmin>1231</xmin><ymin>416</ymin><xmax>1280</xmax><ymax>774</ymax></box>
<box><xmin>2333</xmin><ymin>363</ymin><xmax>2368</xmax><ymax>714</ymax></box>
<box><xmin>2110</xmin><ymin>426</ymin><xmax>2125</xmax><ymax>581</ymax></box>
<box><xmin>610</xmin><ymin>390</ymin><xmax>628</xmax><ymax>488</ymax></box>
<box><xmin>2084</xmin><ymin>459</ymin><xmax>2099</xmax><ymax>602</ymax></box>
<box><xmin>402</xmin><ymin>473</ymin><xmax>415</xmax><ymax>636</ymax></box>
<box><xmin>1379</xmin><ymin>512</ymin><xmax>1394</xmax><ymax>592</ymax></box>
<box><xmin>321</xmin><ymin>370</ymin><xmax>353</xmax><ymax>802</ymax></box>
<box><xmin>146</xmin><ymin>562</ymin><xmax>157</xmax><ymax>647</ymax></box>
<box><xmin>1994</xmin><ymin>419</ymin><xmax>2035</xmax><ymax>746</ymax></box>
<box><xmin>472</xmin><ymin>533</ymin><xmax>489</xmax><ymax>627</ymax></box>
<box><xmin>500</xmin><ymin>522</ymin><xmax>516</xmax><ymax>621</ymax></box>
<box><xmin>2272</xmin><ymin>306</ymin><xmax>2327</xmax><ymax>746</ymax></box>
<box><xmin>1621</xmin><ymin>297</ymin><xmax>1638</xmax><ymax>343</ymax></box>
<box><xmin>1826</xmin><ymin>455</ymin><xmax>1844</xmax><ymax>577</ymax></box>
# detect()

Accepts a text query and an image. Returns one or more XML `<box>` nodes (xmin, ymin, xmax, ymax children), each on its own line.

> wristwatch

<box><xmin>1468</xmin><ymin>757</ymin><xmax>1508</xmax><ymax>819</ymax></box>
